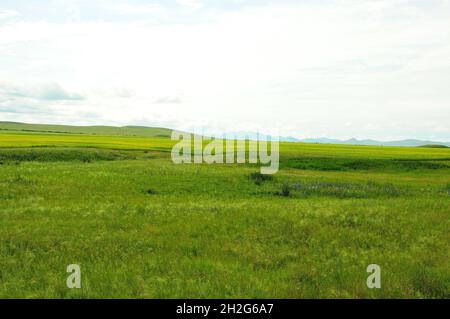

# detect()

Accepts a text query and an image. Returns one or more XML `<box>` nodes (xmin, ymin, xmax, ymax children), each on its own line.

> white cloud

<box><xmin>176</xmin><ymin>0</ymin><xmax>203</xmax><ymax>8</ymax></box>
<box><xmin>0</xmin><ymin>82</ymin><xmax>85</xmax><ymax>101</ymax></box>
<box><xmin>0</xmin><ymin>9</ymin><xmax>19</xmax><ymax>19</ymax></box>
<box><xmin>108</xmin><ymin>3</ymin><xmax>165</xmax><ymax>15</ymax></box>
<box><xmin>154</xmin><ymin>95</ymin><xmax>183</xmax><ymax>104</ymax></box>
<box><xmin>0</xmin><ymin>1</ymin><xmax>449</xmax><ymax>140</ymax></box>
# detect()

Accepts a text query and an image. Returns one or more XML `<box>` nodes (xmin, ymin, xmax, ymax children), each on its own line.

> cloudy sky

<box><xmin>0</xmin><ymin>0</ymin><xmax>449</xmax><ymax>141</ymax></box>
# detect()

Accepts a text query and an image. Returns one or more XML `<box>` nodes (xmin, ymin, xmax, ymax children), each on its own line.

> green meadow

<box><xmin>0</xmin><ymin>125</ymin><xmax>449</xmax><ymax>298</ymax></box>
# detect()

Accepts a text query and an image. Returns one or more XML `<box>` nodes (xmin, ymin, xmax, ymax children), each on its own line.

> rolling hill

<box><xmin>1</xmin><ymin>122</ymin><xmax>449</xmax><ymax>147</ymax></box>
<box><xmin>0</xmin><ymin>121</ymin><xmax>172</xmax><ymax>138</ymax></box>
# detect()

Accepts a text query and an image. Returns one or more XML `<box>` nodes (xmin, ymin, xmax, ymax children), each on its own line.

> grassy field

<box><xmin>0</xmin><ymin>128</ymin><xmax>449</xmax><ymax>298</ymax></box>
<box><xmin>0</xmin><ymin>121</ymin><xmax>173</xmax><ymax>138</ymax></box>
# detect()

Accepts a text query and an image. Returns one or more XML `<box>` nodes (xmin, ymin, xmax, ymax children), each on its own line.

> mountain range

<box><xmin>215</xmin><ymin>132</ymin><xmax>450</xmax><ymax>147</ymax></box>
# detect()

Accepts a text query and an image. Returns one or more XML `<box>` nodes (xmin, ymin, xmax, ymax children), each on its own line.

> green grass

<box><xmin>0</xmin><ymin>148</ymin><xmax>138</xmax><ymax>163</ymax></box>
<box><xmin>0</xmin><ymin>131</ymin><xmax>449</xmax><ymax>298</ymax></box>
<box><xmin>282</xmin><ymin>157</ymin><xmax>450</xmax><ymax>171</ymax></box>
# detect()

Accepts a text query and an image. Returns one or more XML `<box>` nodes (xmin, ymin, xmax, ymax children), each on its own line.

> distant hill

<box><xmin>290</xmin><ymin>137</ymin><xmax>450</xmax><ymax>147</ymax></box>
<box><xmin>418</xmin><ymin>144</ymin><xmax>449</xmax><ymax>148</ymax></box>
<box><xmin>289</xmin><ymin>138</ymin><xmax>450</xmax><ymax>147</ymax></box>
<box><xmin>1</xmin><ymin>122</ymin><xmax>449</xmax><ymax>147</ymax></box>
<box><xmin>0</xmin><ymin>121</ymin><xmax>172</xmax><ymax>138</ymax></box>
<box><xmin>223</xmin><ymin>131</ymin><xmax>450</xmax><ymax>147</ymax></box>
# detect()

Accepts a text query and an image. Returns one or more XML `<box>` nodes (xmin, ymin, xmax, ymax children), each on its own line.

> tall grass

<box><xmin>0</xmin><ymin>131</ymin><xmax>449</xmax><ymax>298</ymax></box>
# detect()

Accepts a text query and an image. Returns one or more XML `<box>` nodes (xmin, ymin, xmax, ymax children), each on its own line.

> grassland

<box><xmin>0</xmin><ymin>121</ymin><xmax>172</xmax><ymax>138</ymax></box>
<box><xmin>0</xmin><ymin>128</ymin><xmax>449</xmax><ymax>298</ymax></box>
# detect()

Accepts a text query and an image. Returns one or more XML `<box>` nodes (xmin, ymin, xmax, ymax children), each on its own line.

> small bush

<box><xmin>275</xmin><ymin>183</ymin><xmax>291</xmax><ymax>197</ymax></box>
<box><xmin>249</xmin><ymin>172</ymin><xmax>273</xmax><ymax>185</ymax></box>
<box><xmin>281</xmin><ymin>183</ymin><xmax>291</xmax><ymax>197</ymax></box>
<box><xmin>145</xmin><ymin>188</ymin><xmax>158</xmax><ymax>195</ymax></box>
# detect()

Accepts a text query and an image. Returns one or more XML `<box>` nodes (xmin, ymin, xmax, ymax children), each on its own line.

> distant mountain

<box><xmin>220</xmin><ymin>131</ymin><xmax>450</xmax><ymax>147</ymax></box>
<box><xmin>281</xmin><ymin>137</ymin><xmax>450</xmax><ymax>147</ymax></box>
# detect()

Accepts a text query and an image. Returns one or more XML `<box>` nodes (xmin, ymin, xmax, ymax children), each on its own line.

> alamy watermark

<box><xmin>66</xmin><ymin>264</ymin><xmax>81</xmax><ymax>289</ymax></box>
<box><xmin>366</xmin><ymin>264</ymin><xmax>381</xmax><ymax>289</ymax></box>
<box><xmin>171</xmin><ymin>131</ymin><xmax>279</xmax><ymax>174</ymax></box>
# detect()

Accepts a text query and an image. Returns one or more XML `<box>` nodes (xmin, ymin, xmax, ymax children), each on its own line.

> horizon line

<box><xmin>1</xmin><ymin>120</ymin><xmax>449</xmax><ymax>145</ymax></box>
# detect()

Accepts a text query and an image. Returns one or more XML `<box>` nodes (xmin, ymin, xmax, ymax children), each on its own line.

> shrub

<box><xmin>275</xmin><ymin>183</ymin><xmax>291</xmax><ymax>197</ymax></box>
<box><xmin>249</xmin><ymin>172</ymin><xmax>273</xmax><ymax>186</ymax></box>
<box><xmin>281</xmin><ymin>183</ymin><xmax>291</xmax><ymax>197</ymax></box>
<box><xmin>145</xmin><ymin>188</ymin><xmax>158</xmax><ymax>195</ymax></box>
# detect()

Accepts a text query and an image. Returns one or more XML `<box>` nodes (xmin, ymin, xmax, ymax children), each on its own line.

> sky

<box><xmin>0</xmin><ymin>0</ymin><xmax>449</xmax><ymax>141</ymax></box>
